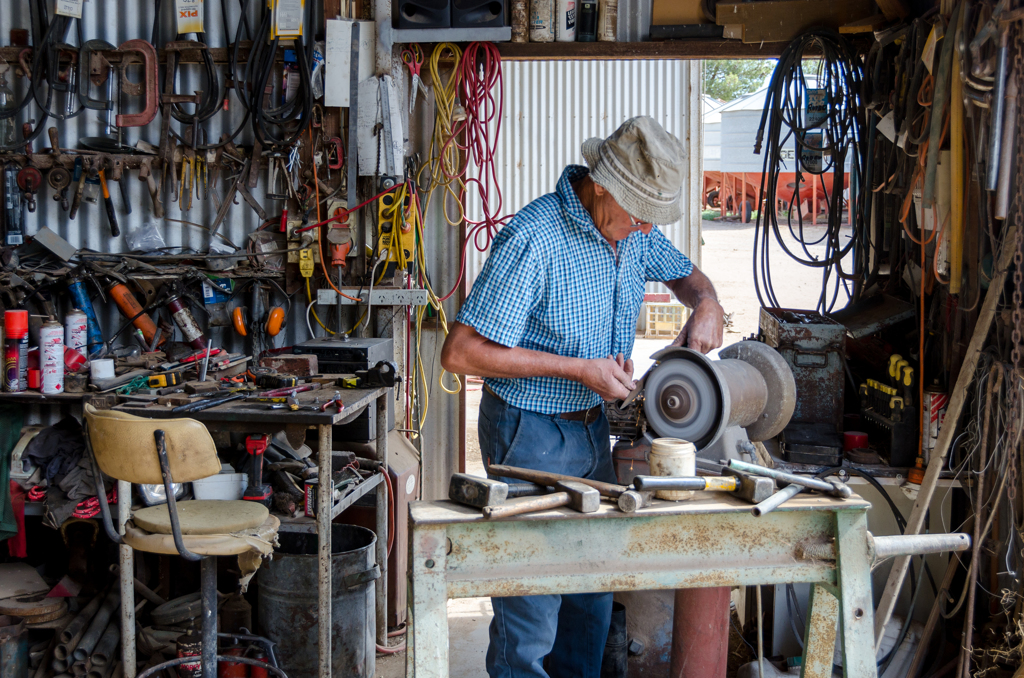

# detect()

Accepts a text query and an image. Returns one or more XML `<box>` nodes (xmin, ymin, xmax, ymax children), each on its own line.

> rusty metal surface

<box><xmin>759</xmin><ymin>308</ymin><xmax>846</xmax><ymax>429</ymax></box>
<box><xmin>801</xmin><ymin>584</ymin><xmax>840</xmax><ymax>678</ymax></box>
<box><xmin>408</xmin><ymin>496</ymin><xmax>880</xmax><ymax>678</ymax></box>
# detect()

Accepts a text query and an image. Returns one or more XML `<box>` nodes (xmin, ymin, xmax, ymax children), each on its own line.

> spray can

<box><xmin>555</xmin><ymin>0</ymin><xmax>576</xmax><ymax>41</ymax></box>
<box><xmin>64</xmin><ymin>308</ymin><xmax>88</xmax><ymax>353</ymax></box>
<box><xmin>107</xmin><ymin>281</ymin><xmax>160</xmax><ymax>346</ymax></box>
<box><xmin>923</xmin><ymin>386</ymin><xmax>948</xmax><ymax>460</ymax></box>
<box><xmin>3</xmin><ymin>310</ymin><xmax>27</xmax><ymax>392</ymax></box>
<box><xmin>166</xmin><ymin>295</ymin><xmax>208</xmax><ymax>350</ymax></box>
<box><xmin>511</xmin><ymin>0</ymin><xmax>529</xmax><ymax>42</ymax></box>
<box><xmin>577</xmin><ymin>0</ymin><xmax>597</xmax><ymax>40</ymax></box>
<box><xmin>40</xmin><ymin>320</ymin><xmax>63</xmax><ymax>395</ymax></box>
<box><xmin>597</xmin><ymin>0</ymin><xmax>617</xmax><ymax>41</ymax></box>
<box><xmin>67</xmin><ymin>277</ymin><xmax>103</xmax><ymax>356</ymax></box>
<box><xmin>529</xmin><ymin>0</ymin><xmax>555</xmax><ymax>42</ymax></box>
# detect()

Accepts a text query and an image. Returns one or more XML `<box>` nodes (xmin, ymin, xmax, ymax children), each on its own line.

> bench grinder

<box><xmin>609</xmin><ymin>340</ymin><xmax>797</xmax><ymax>476</ymax></box>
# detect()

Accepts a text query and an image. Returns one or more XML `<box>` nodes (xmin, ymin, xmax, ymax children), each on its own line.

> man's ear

<box><xmin>592</xmin><ymin>182</ymin><xmax>606</xmax><ymax>197</ymax></box>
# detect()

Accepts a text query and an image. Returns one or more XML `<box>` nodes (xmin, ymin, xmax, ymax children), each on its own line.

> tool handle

<box><xmin>488</xmin><ymin>464</ymin><xmax>626</xmax><ymax>498</ymax></box>
<box><xmin>507</xmin><ymin>483</ymin><xmax>548</xmax><ymax>498</ymax></box>
<box><xmin>632</xmin><ymin>476</ymin><xmax>708</xmax><ymax>492</ymax></box>
<box><xmin>483</xmin><ymin>493</ymin><xmax>569</xmax><ymax>519</ymax></box>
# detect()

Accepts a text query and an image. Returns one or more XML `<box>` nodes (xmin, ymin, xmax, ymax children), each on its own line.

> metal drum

<box><xmin>258</xmin><ymin>524</ymin><xmax>377</xmax><ymax>678</ymax></box>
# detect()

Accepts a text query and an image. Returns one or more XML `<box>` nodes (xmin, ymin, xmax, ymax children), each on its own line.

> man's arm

<box><xmin>666</xmin><ymin>265</ymin><xmax>725</xmax><ymax>353</ymax></box>
<box><xmin>440</xmin><ymin>322</ymin><xmax>635</xmax><ymax>401</ymax></box>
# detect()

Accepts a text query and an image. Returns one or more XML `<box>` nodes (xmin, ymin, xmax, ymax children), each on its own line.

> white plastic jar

<box><xmin>649</xmin><ymin>438</ymin><xmax>696</xmax><ymax>500</ymax></box>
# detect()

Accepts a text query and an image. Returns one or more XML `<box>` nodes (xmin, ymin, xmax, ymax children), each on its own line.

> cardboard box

<box><xmin>652</xmin><ymin>0</ymin><xmax>708</xmax><ymax>25</ymax></box>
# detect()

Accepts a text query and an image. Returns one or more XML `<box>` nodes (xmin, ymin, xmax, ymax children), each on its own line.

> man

<box><xmin>440</xmin><ymin>116</ymin><xmax>725</xmax><ymax>678</ymax></box>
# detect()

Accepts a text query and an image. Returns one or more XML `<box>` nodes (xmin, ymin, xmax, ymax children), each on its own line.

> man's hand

<box><xmin>672</xmin><ymin>298</ymin><xmax>725</xmax><ymax>354</ymax></box>
<box><xmin>576</xmin><ymin>355</ymin><xmax>635</xmax><ymax>401</ymax></box>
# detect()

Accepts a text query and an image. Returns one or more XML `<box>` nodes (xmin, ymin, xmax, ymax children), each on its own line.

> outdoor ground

<box><xmin>378</xmin><ymin>217</ymin><xmax>850</xmax><ymax>677</ymax></box>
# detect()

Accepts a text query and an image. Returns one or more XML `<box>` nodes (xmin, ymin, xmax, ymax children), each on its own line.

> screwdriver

<box><xmin>98</xmin><ymin>169</ymin><xmax>120</xmax><ymax>237</ymax></box>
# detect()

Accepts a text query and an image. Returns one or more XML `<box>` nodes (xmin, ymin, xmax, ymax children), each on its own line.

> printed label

<box><xmin>804</xmin><ymin>89</ymin><xmax>828</xmax><ymax>129</ymax></box>
<box><xmin>275</xmin><ymin>0</ymin><xmax>305</xmax><ymax>37</ymax></box>
<box><xmin>175</xmin><ymin>0</ymin><xmax>204</xmax><ymax>33</ymax></box>
<box><xmin>55</xmin><ymin>0</ymin><xmax>84</xmax><ymax>19</ymax></box>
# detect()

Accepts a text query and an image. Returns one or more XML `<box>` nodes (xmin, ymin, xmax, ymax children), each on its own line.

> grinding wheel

<box><xmin>643</xmin><ymin>358</ymin><xmax>723</xmax><ymax>447</ymax></box>
<box><xmin>0</xmin><ymin>593</ymin><xmax>65</xmax><ymax>618</ymax></box>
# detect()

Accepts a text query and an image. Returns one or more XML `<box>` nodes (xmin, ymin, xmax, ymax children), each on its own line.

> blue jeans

<box><xmin>479</xmin><ymin>389</ymin><xmax>616</xmax><ymax>678</ymax></box>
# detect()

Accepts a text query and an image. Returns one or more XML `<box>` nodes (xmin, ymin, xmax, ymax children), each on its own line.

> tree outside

<box><xmin>702</xmin><ymin>59</ymin><xmax>776</xmax><ymax>102</ymax></box>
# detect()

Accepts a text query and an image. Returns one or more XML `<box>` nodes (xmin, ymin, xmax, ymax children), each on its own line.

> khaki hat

<box><xmin>581</xmin><ymin>116</ymin><xmax>686</xmax><ymax>225</ymax></box>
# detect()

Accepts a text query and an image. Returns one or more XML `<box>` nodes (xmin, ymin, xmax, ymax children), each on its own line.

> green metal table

<box><xmin>408</xmin><ymin>492</ymin><xmax>879</xmax><ymax>678</ymax></box>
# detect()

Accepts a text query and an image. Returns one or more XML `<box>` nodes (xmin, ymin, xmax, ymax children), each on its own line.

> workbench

<box><xmin>117</xmin><ymin>385</ymin><xmax>390</xmax><ymax>678</ymax></box>
<box><xmin>408</xmin><ymin>493</ymin><xmax>879</xmax><ymax>678</ymax></box>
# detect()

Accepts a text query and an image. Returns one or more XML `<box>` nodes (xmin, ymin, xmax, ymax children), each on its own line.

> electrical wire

<box><xmin>751</xmin><ymin>30</ymin><xmax>865</xmax><ymax>314</ymax></box>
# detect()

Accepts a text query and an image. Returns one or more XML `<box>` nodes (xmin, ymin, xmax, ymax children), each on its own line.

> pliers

<box><xmin>320</xmin><ymin>391</ymin><xmax>344</xmax><ymax>414</ymax></box>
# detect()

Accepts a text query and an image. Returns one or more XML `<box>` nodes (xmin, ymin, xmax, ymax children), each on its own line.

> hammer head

<box><xmin>723</xmin><ymin>467</ymin><xmax>775</xmax><ymax>504</ymax></box>
<box><xmin>554</xmin><ymin>481</ymin><xmax>600</xmax><ymax>513</ymax></box>
<box><xmin>449</xmin><ymin>474</ymin><xmax>509</xmax><ymax>508</ymax></box>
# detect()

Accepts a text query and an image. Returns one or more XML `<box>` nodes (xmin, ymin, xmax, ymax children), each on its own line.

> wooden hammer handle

<box><xmin>488</xmin><ymin>465</ymin><xmax>626</xmax><ymax>498</ymax></box>
<box><xmin>483</xmin><ymin>492</ymin><xmax>569</xmax><ymax>519</ymax></box>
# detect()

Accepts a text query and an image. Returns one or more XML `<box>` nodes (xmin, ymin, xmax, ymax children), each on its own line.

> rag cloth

<box><xmin>23</xmin><ymin>417</ymin><xmax>85</xmax><ymax>483</ymax></box>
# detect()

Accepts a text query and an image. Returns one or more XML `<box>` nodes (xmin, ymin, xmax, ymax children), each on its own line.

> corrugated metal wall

<box><xmin>464</xmin><ymin>58</ymin><xmax>703</xmax><ymax>293</ymax></box>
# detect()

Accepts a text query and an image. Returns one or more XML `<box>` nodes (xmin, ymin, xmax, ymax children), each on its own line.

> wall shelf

<box><xmin>388</xmin><ymin>25</ymin><xmax>512</xmax><ymax>44</ymax></box>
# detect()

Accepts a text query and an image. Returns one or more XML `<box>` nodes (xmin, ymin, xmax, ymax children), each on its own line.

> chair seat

<box><xmin>133</xmin><ymin>500</ymin><xmax>269</xmax><ymax>535</ymax></box>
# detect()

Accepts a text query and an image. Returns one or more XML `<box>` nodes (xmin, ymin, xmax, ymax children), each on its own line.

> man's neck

<box><xmin>572</xmin><ymin>177</ymin><xmax>617</xmax><ymax>253</ymax></box>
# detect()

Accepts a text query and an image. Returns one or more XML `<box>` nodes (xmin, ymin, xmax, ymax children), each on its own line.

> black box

<box><xmin>452</xmin><ymin>0</ymin><xmax>505</xmax><ymax>27</ymax></box>
<box><xmin>293</xmin><ymin>337</ymin><xmax>393</xmax><ymax>374</ymax></box>
<box><xmin>396</xmin><ymin>0</ymin><xmax>451</xmax><ymax>28</ymax></box>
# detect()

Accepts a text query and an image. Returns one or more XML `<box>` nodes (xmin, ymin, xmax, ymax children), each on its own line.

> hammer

<box><xmin>483</xmin><ymin>481</ymin><xmax>600</xmax><ymax>519</ymax></box>
<box><xmin>632</xmin><ymin>467</ymin><xmax>775</xmax><ymax>504</ymax></box>
<box><xmin>448</xmin><ymin>473</ymin><xmax>547</xmax><ymax>508</ymax></box>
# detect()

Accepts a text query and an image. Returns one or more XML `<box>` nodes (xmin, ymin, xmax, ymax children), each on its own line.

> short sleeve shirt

<box><xmin>456</xmin><ymin>165</ymin><xmax>693</xmax><ymax>414</ymax></box>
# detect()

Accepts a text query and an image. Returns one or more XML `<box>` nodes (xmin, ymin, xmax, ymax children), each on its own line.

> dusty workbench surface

<box><xmin>410</xmin><ymin>492</ymin><xmax>872</xmax><ymax>525</ymax></box>
<box><xmin>114</xmin><ymin>384</ymin><xmax>389</xmax><ymax>426</ymax></box>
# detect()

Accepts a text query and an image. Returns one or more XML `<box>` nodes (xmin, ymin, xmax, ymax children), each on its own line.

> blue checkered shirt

<box><xmin>456</xmin><ymin>165</ymin><xmax>694</xmax><ymax>415</ymax></box>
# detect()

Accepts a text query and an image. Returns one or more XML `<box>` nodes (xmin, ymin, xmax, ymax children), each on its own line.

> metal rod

<box><xmin>375</xmin><ymin>392</ymin><xmax>389</xmax><ymax>646</ymax></box>
<box><xmin>756</xmin><ymin>585</ymin><xmax>765</xmax><ymax>678</ymax></box>
<box><xmin>118</xmin><ymin>479</ymin><xmax>135</xmax><ymax>678</ymax></box>
<box><xmin>632</xmin><ymin>476</ymin><xmax>709</xmax><ymax>492</ymax></box>
<box><xmin>985</xmin><ymin>27</ymin><xmax>1009</xmax><ymax>192</ymax></box>
<box><xmin>727</xmin><ymin>459</ymin><xmax>837</xmax><ymax>493</ymax></box>
<box><xmin>73</xmin><ymin>589</ymin><xmax>119</xmax><ymax>661</ymax></box>
<box><xmin>751</xmin><ymin>484</ymin><xmax>802</xmax><ymax>517</ymax></box>
<box><xmin>870</xmin><ymin>533</ymin><xmax>971</xmax><ymax>561</ymax></box>
<box><xmin>58</xmin><ymin>590</ymin><xmax>106</xmax><ymax>659</ymax></box>
<box><xmin>201</xmin><ymin>558</ymin><xmax>217</xmax><ymax>678</ymax></box>
<box><xmin>317</xmin><ymin>424</ymin><xmax>332</xmax><ymax>678</ymax></box>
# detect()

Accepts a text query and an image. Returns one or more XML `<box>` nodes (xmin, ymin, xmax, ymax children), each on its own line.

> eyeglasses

<box><xmin>629</xmin><ymin>215</ymin><xmax>651</xmax><ymax>229</ymax></box>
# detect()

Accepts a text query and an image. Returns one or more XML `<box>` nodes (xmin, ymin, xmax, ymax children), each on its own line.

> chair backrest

<box><xmin>84</xmin><ymin>404</ymin><xmax>222</xmax><ymax>485</ymax></box>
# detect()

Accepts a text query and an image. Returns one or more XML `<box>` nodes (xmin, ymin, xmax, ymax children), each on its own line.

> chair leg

<box><xmin>201</xmin><ymin>557</ymin><xmax>218</xmax><ymax>678</ymax></box>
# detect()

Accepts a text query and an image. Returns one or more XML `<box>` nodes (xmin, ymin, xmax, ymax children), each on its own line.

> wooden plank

<box><xmin>716</xmin><ymin>0</ymin><xmax>877</xmax><ymax>43</ymax></box>
<box><xmin>496</xmin><ymin>39</ymin><xmax>813</xmax><ymax>61</ymax></box>
<box><xmin>839</xmin><ymin>14</ymin><xmax>888</xmax><ymax>34</ymax></box>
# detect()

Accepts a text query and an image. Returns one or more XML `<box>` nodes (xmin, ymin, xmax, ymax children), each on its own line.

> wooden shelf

<box><xmin>386</xmin><ymin>25</ymin><xmax>512</xmax><ymax>45</ymax></box>
<box><xmin>495</xmin><ymin>39</ymin><xmax>796</xmax><ymax>60</ymax></box>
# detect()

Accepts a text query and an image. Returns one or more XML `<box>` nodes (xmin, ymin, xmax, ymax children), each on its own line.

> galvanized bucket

<box><xmin>258</xmin><ymin>524</ymin><xmax>378</xmax><ymax>678</ymax></box>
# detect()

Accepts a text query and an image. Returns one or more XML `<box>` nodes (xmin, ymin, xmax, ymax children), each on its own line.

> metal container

<box><xmin>40</xmin><ymin>320</ymin><xmax>64</xmax><ymax>394</ymax></box>
<box><xmin>0</xmin><ymin>615</ymin><xmax>28</xmax><ymax>678</ymax></box>
<box><xmin>258</xmin><ymin>524</ymin><xmax>377</xmax><ymax>678</ymax></box>
<box><xmin>64</xmin><ymin>309</ymin><xmax>88</xmax><ymax>354</ymax></box>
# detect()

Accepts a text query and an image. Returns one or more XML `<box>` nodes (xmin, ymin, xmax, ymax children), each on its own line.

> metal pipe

<box><xmin>727</xmin><ymin>460</ymin><xmax>851</xmax><ymax>497</ymax></box>
<box><xmin>317</xmin><ymin>424</ymin><xmax>332</xmax><ymax>678</ymax></box>
<box><xmin>950</xmin><ymin>36</ymin><xmax>965</xmax><ymax>294</ymax></box>
<box><xmin>90</xmin><ymin>619</ymin><xmax>120</xmax><ymax>666</ymax></box>
<box><xmin>995</xmin><ymin>69</ymin><xmax>1018</xmax><ymax>219</ymax></box>
<box><xmin>870</xmin><ymin>533</ymin><xmax>970</xmax><ymax>560</ymax></box>
<box><xmin>375</xmin><ymin>393</ymin><xmax>389</xmax><ymax>646</ymax></box>
<box><xmin>201</xmin><ymin>558</ymin><xmax>218</xmax><ymax>678</ymax></box>
<box><xmin>751</xmin><ymin>484</ymin><xmax>802</xmax><ymax>517</ymax></box>
<box><xmin>109</xmin><ymin>565</ymin><xmax>167</xmax><ymax>606</ymax></box>
<box><xmin>985</xmin><ymin>27</ymin><xmax>1010</xmax><ymax>192</ymax></box>
<box><xmin>669</xmin><ymin>587</ymin><xmax>730</xmax><ymax>678</ymax></box>
<box><xmin>73</xmin><ymin>589</ymin><xmax>119</xmax><ymax>661</ymax></box>
<box><xmin>57</xmin><ymin>590</ymin><xmax>106</xmax><ymax>659</ymax></box>
<box><xmin>118</xmin><ymin>479</ymin><xmax>136</xmax><ymax>678</ymax></box>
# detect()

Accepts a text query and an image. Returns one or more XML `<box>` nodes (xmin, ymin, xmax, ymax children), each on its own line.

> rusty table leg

<box><xmin>318</xmin><ymin>424</ymin><xmax>333</xmax><ymax>678</ymax></box>
<box><xmin>799</xmin><ymin>584</ymin><xmax>839</xmax><ymax>678</ymax></box>
<box><xmin>375</xmin><ymin>392</ymin><xmax>389</xmax><ymax>645</ymax></box>
<box><xmin>834</xmin><ymin>511</ymin><xmax>877</xmax><ymax>678</ymax></box>
<box><xmin>118</xmin><ymin>480</ymin><xmax>136</xmax><ymax>678</ymax></box>
<box><xmin>409</xmin><ymin>524</ymin><xmax>448</xmax><ymax>678</ymax></box>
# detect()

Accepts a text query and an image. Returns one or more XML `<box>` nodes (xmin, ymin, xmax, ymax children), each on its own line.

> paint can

<box><xmin>529</xmin><ymin>0</ymin><xmax>555</xmax><ymax>42</ymax></box>
<box><xmin>555</xmin><ymin>0</ymin><xmax>576</xmax><ymax>41</ymax></box>
<box><xmin>167</xmin><ymin>295</ymin><xmax>208</xmax><ymax>350</ymax></box>
<box><xmin>2</xmin><ymin>310</ymin><xmax>28</xmax><ymax>393</ymax></box>
<box><xmin>40</xmin><ymin>320</ymin><xmax>64</xmax><ymax>394</ymax></box>
<box><xmin>648</xmin><ymin>438</ymin><xmax>696</xmax><ymax>500</ymax></box>
<box><xmin>64</xmin><ymin>309</ymin><xmax>88</xmax><ymax>353</ymax></box>
<box><xmin>511</xmin><ymin>0</ymin><xmax>529</xmax><ymax>42</ymax></box>
<box><xmin>923</xmin><ymin>386</ymin><xmax>948</xmax><ymax>457</ymax></box>
<box><xmin>597</xmin><ymin>0</ymin><xmax>617</xmax><ymax>41</ymax></box>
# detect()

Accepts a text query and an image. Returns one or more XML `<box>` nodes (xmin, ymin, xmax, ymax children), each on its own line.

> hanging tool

<box><xmin>97</xmin><ymin>169</ymin><xmax>119</xmax><ymax>237</ymax></box>
<box><xmin>401</xmin><ymin>44</ymin><xmax>428</xmax><ymax>114</ymax></box>
<box><xmin>115</xmin><ymin>40</ymin><xmax>159</xmax><ymax>127</ymax></box>
<box><xmin>78</xmin><ymin>39</ymin><xmax>116</xmax><ymax>116</ymax></box>
<box><xmin>15</xmin><ymin>167</ymin><xmax>42</xmax><ymax>213</ymax></box>
<box><xmin>48</xmin><ymin>167</ymin><xmax>71</xmax><ymax>211</ymax></box>
<box><xmin>138</xmin><ymin>158</ymin><xmax>163</xmax><ymax>219</ymax></box>
<box><xmin>69</xmin><ymin>158</ymin><xmax>87</xmax><ymax>220</ymax></box>
<box><xmin>243</xmin><ymin>435</ymin><xmax>274</xmax><ymax>508</ymax></box>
